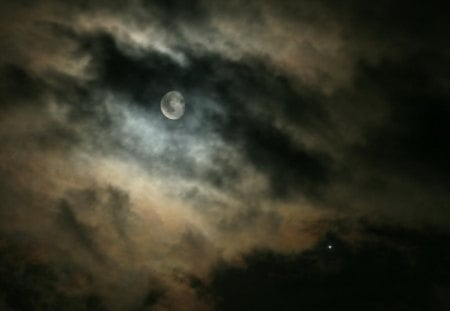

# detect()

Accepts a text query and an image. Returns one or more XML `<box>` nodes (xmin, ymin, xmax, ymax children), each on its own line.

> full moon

<box><xmin>161</xmin><ymin>91</ymin><xmax>185</xmax><ymax>120</ymax></box>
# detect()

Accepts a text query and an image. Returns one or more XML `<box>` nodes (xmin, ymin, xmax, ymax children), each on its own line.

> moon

<box><xmin>161</xmin><ymin>91</ymin><xmax>185</xmax><ymax>120</ymax></box>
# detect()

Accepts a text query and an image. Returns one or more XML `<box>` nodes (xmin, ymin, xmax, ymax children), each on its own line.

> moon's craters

<box><xmin>161</xmin><ymin>91</ymin><xmax>185</xmax><ymax>120</ymax></box>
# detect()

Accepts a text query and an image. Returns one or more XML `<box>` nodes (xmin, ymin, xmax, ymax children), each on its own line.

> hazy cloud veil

<box><xmin>1</xmin><ymin>0</ymin><xmax>450</xmax><ymax>310</ymax></box>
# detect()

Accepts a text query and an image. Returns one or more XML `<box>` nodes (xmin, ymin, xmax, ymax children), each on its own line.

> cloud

<box><xmin>0</xmin><ymin>64</ymin><xmax>44</xmax><ymax>110</ymax></box>
<box><xmin>198</xmin><ymin>224</ymin><xmax>450</xmax><ymax>310</ymax></box>
<box><xmin>58</xmin><ymin>199</ymin><xmax>107</xmax><ymax>263</ymax></box>
<box><xmin>1</xmin><ymin>0</ymin><xmax>450</xmax><ymax>309</ymax></box>
<box><xmin>70</xmin><ymin>29</ymin><xmax>333</xmax><ymax>200</ymax></box>
<box><xmin>0</xmin><ymin>233</ymin><xmax>108</xmax><ymax>311</ymax></box>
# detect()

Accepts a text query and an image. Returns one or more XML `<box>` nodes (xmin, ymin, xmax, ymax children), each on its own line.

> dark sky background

<box><xmin>1</xmin><ymin>0</ymin><xmax>450</xmax><ymax>310</ymax></box>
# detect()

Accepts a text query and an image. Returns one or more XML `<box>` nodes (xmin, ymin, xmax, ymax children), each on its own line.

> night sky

<box><xmin>1</xmin><ymin>1</ymin><xmax>450</xmax><ymax>310</ymax></box>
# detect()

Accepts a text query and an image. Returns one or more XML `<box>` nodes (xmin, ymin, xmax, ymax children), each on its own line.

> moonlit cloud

<box><xmin>1</xmin><ymin>0</ymin><xmax>450</xmax><ymax>309</ymax></box>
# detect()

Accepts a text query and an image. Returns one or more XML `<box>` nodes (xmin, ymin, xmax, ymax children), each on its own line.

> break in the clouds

<box><xmin>1</xmin><ymin>0</ymin><xmax>450</xmax><ymax>310</ymax></box>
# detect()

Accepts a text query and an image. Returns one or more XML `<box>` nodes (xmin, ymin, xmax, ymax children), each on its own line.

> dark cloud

<box><xmin>58</xmin><ymin>199</ymin><xmax>107</xmax><ymax>263</ymax></box>
<box><xmin>74</xmin><ymin>30</ymin><xmax>333</xmax><ymax>199</ymax></box>
<box><xmin>325</xmin><ymin>50</ymin><xmax>450</xmax><ymax>224</ymax></box>
<box><xmin>107</xmin><ymin>186</ymin><xmax>132</xmax><ymax>241</ymax></box>
<box><xmin>354</xmin><ymin>55</ymin><xmax>450</xmax><ymax>183</ymax></box>
<box><xmin>0</xmin><ymin>235</ymin><xmax>108</xmax><ymax>311</ymax></box>
<box><xmin>217</xmin><ymin>205</ymin><xmax>282</xmax><ymax>234</ymax></box>
<box><xmin>0</xmin><ymin>64</ymin><xmax>45</xmax><ymax>110</ymax></box>
<box><xmin>137</xmin><ymin>289</ymin><xmax>165</xmax><ymax>311</ymax></box>
<box><xmin>326</xmin><ymin>0</ymin><xmax>449</xmax><ymax>49</ymax></box>
<box><xmin>198</xmin><ymin>225</ymin><xmax>450</xmax><ymax>310</ymax></box>
<box><xmin>225</xmin><ymin>117</ymin><xmax>330</xmax><ymax>198</ymax></box>
<box><xmin>58</xmin><ymin>186</ymin><xmax>135</xmax><ymax>256</ymax></box>
<box><xmin>141</xmin><ymin>0</ymin><xmax>209</xmax><ymax>27</ymax></box>
<box><xmin>1</xmin><ymin>0</ymin><xmax>450</xmax><ymax>309</ymax></box>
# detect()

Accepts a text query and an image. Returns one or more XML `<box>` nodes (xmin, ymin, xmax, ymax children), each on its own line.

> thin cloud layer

<box><xmin>1</xmin><ymin>0</ymin><xmax>450</xmax><ymax>309</ymax></box>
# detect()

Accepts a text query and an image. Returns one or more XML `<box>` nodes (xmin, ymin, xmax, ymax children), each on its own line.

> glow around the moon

<box><xmin>161</xmin><ymin>91</ymin><xmax>185</xmax><ymax>120</ymax></box>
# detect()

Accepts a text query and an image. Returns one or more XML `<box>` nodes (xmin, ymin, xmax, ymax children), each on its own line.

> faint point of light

<box><xmin>328</xmin><ymin>245</ymin><xmax>333</xmax><ymax>250</ymax></box>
